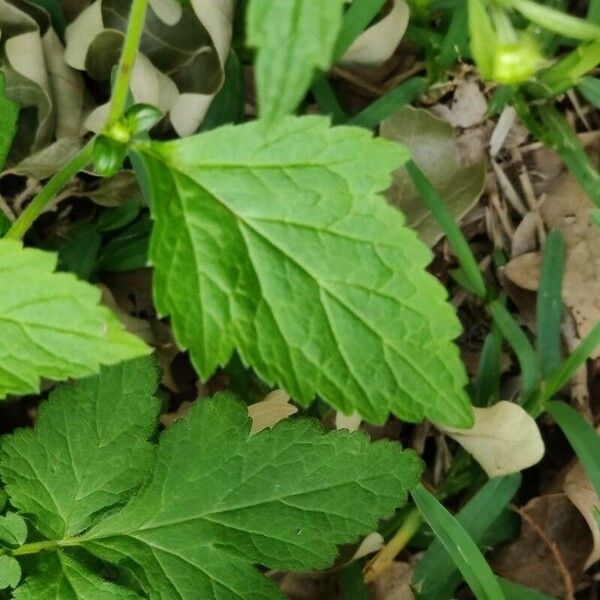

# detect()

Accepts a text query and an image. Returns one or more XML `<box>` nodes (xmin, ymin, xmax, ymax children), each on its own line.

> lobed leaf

<box><xmin>0</xmin><ymin>361</ymin><xmax>422</xmax><ymax>599</ymax></box>
<box><xmin>0</xmin><ymin>358</ymin><xmax>159</xmax><ymax>539</ymax></box>
<box><xmin>80</xmin><ymin>393</ymin><xmax>422</xmax><ymax>598</ymax></box>
<box><xmin>0</xmin><ymin>240</ymin><xmax>149</xmax><ymax>399</ymax></box>
<box><xmin>135</xmin><ymin>116</ymin><xmax>472</xmax><ymax>426</ymax></box>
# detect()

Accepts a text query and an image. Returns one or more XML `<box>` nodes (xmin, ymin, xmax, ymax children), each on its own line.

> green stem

<box><xmin>105</xmin><ymin>0</ymin><xmax>149</xmax><ymax>127</ymax></box>
<box><xmin>4</xmin><ymin>140</ymin><xmax>95</xmax><ymax>240</ymax></box>
<box><xmin>11</xmin><ymin>537</ymin><xmax>79</xmax><ymax>556</ymax></box>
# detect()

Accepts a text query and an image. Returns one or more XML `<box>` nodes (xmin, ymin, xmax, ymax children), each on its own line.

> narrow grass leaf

<box><xmin>497</xmin><ymin>577</ymin><xmax>559</xmax><ymax>599</ymax></box>
<box><xmin>543</xmin><ymin>321</ymin><xmax>600</xmax><ymax>401</ymax></box>
<box><xmin>488</xmin><ymin>300</ymin><xmax>539</xmax><ymax>406</ymax></box>
<box><xmin>472</xmin><ymin>327</ymin><xmax>502</xmax><ymax>406</ymax></box>
<box><xmin>413</xmin><ymin>474</ymin><xmax>521</xmax><ymax>597</ymax></box>
<box><xmin>578</xmin><ymin>77</ymin><xmax>600</xmax><ymax>108</ymax></box>
<box><xmin>347</xmin><ymin>77</ymin><xmax>428</xmax><ymax>129</ymax></box>
<box><xmin>405</xmin><ymin>160</ymin><xmax>487</xmax><ymax>298</ymax></box>
<box><xmin>546</xmin><ymin>400</ymin><xmax>600</xmax><ymax>498</ymax></box>
<box><xmin>536</xmin><ymin>230</ymin><xmax>565</xmax><ymax>379</ymax></box>
<box><xmin>412</xmin><ymin>484</ymin><xmax>506</xmax><ymax>600</ymax></box>
<box><xmin>507</xmin><ymin>0</ymin><xmax>600</xmax><ymax>40</ymax></box>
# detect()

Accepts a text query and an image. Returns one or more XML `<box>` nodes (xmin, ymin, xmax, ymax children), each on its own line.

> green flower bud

<box><xmin>492</xmin><ymin>37</ymin><xmax>544</xmax><ymax>84</ymax></box>
<box><xmin>92</xmin><ymin>135</ymin><xmax>127</xmax><ymax>178</ymax></box>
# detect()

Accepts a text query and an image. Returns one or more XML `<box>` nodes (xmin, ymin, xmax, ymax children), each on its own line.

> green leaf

<box><xmin>12</xmin><ymin>551</ymin><xmax>141</xmax><ymax>599</ymax></box>
<box><xmin>468</xmin><ymin>0</ymin><xmax>496</xmax><ymax>79</ymax></box>
<box><xmin>1</xmin><ymin>367</ymin><xmax>421</xmax><ymax>600</ymax></box>
<box><xmin>0</xmin><ymin>358</ymin><xmax>159</xmax><ymax>539</ymax></box>
<box><xmin>0</xmin><ymin>512</ymin><xmax>27</xmax><ymax>547</ymax></box>
<box><xmin>0</xmin><ymin>555</ymin><xmax>20</xmax><ymax>589</ymax></box>
<box><xmin>0</xmin><ymin>239</ymin><xmax>149</xmax><ymax>399</ymax></box>
<box><xmin>412</xmin><ymin>484</ymin><xmax>506</xmax><ymax>600</ymax></box>
<box><xmin>506</xmin><ymin>0</ymin><xmax>600</xmax><ymax>40</ymax></box>
<box><xmin>413</xmin><ymin>474</ymin><xmax>521</xmax><ymax>597</ymax></box>
<box><xmin>247</xmin><ymin>0</ymin><xmax>345</xmax><ymax>124</ymax></box>
<box><xmin>78</xmin><ymin>393</ymin><xmax>421</xmax><ymax>598</ymax></box>
<box><xmin>546</xmin><ymin>400</ymin><xmax>600</xmax><ymax>498</ymax></box>
<box><xmin>536</xmin><ymin>230</ymin><xmax>564</xmax><ymax>378</ymax></box>
<box><xmin>136</xmin><ymin>116</ymin><xmax>472</xmax><ymax>426</ymax></box>
<box><xmin>0</xmin><ymin>71</ymin><xmax>18</xmax><ymax>172</ymax></box>
<box><xmin>497</xmin><ymin>577</ymin><xmax>559</xmax><ymax>599</ymax></box>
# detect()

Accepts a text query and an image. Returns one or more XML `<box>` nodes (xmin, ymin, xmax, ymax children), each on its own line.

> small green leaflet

<box><xmin>247</xmin><ymin>0</ymin><xmax>345</xmax><ymax>124</ymax></box>
<box><xmin>2</xmin><ymin>360</ymin><xmax>422</xmax><ymax>599</ymax></box>
<box><xmin>0</xmin><ymin>239</ymin><xmax>149</xmax><ymax>399</ymax></box>
<box><xmin>12</xmin><ymin>552</ymin><xmax>141</xmax><ymax>600</ymax></box>
<box><xmin>0</xmin><ymin>71</ymin><xmax>18</xmax><ymax>170</ymax></box>
<box><xmin>136</xmin><ymin>116</ymin><xmax>472</xmax><ymax>426</ymax></box>
<box><xmin>0</xmin><ymin>555</ymin><xmax>20</xmax><ymax>589</ymax></box>
<box><xmin>0</xmin><ymin>512</ymin><xmax>27</xmax><ymax>547</ymax></box>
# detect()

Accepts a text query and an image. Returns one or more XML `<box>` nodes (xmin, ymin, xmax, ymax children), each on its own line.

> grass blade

<box><xmin>536</xmin><ymin>230</ymin><xmax>565</xmax><ymax>379</ymax></box>
<box><xmin>412</xmin><ymin>484</ymin><xmax>507</xmax><ymax>600</ymax></box>
<box><xmin>488</xmin><ymin>300</ymin><xmax>539</xmax><ymax>407</ymax></box>
<box><xmin>472</xmin><ymin>327</ymin><xmax>502</xmax><ymax>406</ymax></box>
<box><xmin>546</xmin><ymin>400</ymin><xmax>600</xmax><ymax>498</ymax></box>
<box><xmin>347</xmin><ymin>77</ymin><xmax>428</xmax><ymax>129</ymax></box>
<box><xmin>405</xmin><ymin>160</ymin><xmax>487</xmax><ymax>298</ymax></box>
<box><xmin>498</xmin><ymin>577</ymin><xmax>559</xmax><ymax>599</ymax></box>
<box><xmin>414</xmin><ymin>475</ymin><xmax>521</xmax><ymax>597</ymax></box>
<box><xmin>577</xmin><ymin>77</ymin><xmax>600</xmax><ymax>108</ymax></box>
<box><xmin>543</xmin><ymin>321</ymin><xmax>600</xmax><ymax>402</ymax></box>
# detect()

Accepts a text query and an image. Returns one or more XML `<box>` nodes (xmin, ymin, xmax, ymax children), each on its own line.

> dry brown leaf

<box><xmin>335</xmin><ymin>411</ymin><xmax>362</xmax><ymax>431</ymax></box>
<box><xmin>248</xmin><ymin>390</ymin><xmax>298</xmax><ymax>435</ymax></box>
<box><xmin>369</xmin><ymin>561</ymin><xmax>414</xmax><ymax>600</ymax></box>
<box><xmin>271</xmin><ymin>571</ymin><xmax>339</xmax><ymax>600</ymax></box>
<box><xmin>432</xmin><ymin>81</ymin><xmax>487</xmax><ymax>129</ymax></box>
<box><xmin>350</xmin><ymin>532</ymin><xmax>384</xmax><ymax>562</ymax></box>
<box><xmin>437</xmin><ymin>401</ymin><xmax>545</xmax><ymax>477</ymax></box>
<box><xmin>491</xmin><ymin>494</ymin><xmax>592</xmax><ymax>597</ymax></box>
<box><xmin>563</xmin><ymin>437</ymin><xmax>600</xmax><ymax>569</ymax></box>
<box><xmin>504</xmin><ymin>172</ymin><xmax>600</xmax><ymax>357</ymax></box>
<box><xmin>339</xmin><ymin>0</ymin><xmax>409</xmax><ymax>67</ymax></box>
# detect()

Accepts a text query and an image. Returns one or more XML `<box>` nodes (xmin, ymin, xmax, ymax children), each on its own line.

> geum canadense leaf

<box><xmin>0</xmin><ymin>239</ymin><xmax>149</xmax><ymax>399</ymax></box>
<box><xmin>247</xmin><ymin>0</ymin><xmax>345</xmax><ymax>124</ymax></box>
<box><xmin>135</xmin><ymin>116</ymin><xmax>473</xmax><ymax>427</ymax></box>
<box><xmin>0</xmin><ymin>360</ymin><xmax>423</xmax><ymax>600</ymax></box>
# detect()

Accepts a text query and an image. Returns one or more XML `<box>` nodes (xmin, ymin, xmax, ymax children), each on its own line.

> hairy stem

<box><xmin>5</xmin><ymin>140</ymin><xmax>94</xmax><ymax>240</ymax></box>
<box><xmin>11</xmin><ymin>537</ymin><xmax>80</xmax><ymax>556</ymax></box>
<box><xmin>106</xmin><ymin>0</ymin><xmax>150</xmax><ymax>127</ymax></box>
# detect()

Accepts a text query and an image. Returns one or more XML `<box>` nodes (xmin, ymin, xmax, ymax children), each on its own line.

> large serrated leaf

<box><xmin>247</xmin><ymin>0</ymin><xmax>345</xmax><ymax>124</ymax></box>
<box><xmin>1</xmin><ymin>362</ymin><xmax>422</xmax><ymax>600</ymax></box>
<box><xmin>0</xmin><ymin>240</ymin><xmax>149</xmax><ymax>399</ymax></box>
<box><xmin>81</xmin><ymin>394</ymin><xmax>422</xmax><ymax>598</ymax></box>
<box><xmin>135</xmin><ymin>116</ymin><xmax>472</xmax><ymax>426</ymax></box>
